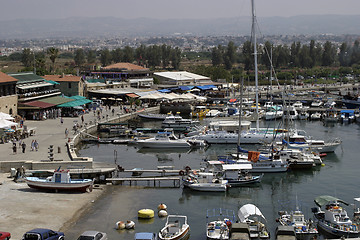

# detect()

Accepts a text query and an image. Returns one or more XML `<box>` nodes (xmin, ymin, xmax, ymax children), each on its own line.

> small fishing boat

<box><xmin>310</xmin><ymin>112</ymin><xmax>322</xmax><ymax>120</ymax></box>
<box><xmin>206</xmin><ymin>208</ymin><xmax>235</xmax><ymax>240</ymax></box>
<box><xmin>25</xmin><ymin>168</ymin><xmax>93</xmax><ymax>192</ymax></box>
<box><xmin>182</xmin><ymin>172</ymin><xmax>228</xmax><ymax>192</ymax></box>
<box><xmin>238</xmin><ymin>204</ymin><xmax>270</xmax><ymax>239</ymax></box>
<box><xmin>206</xmin><ymin>161</ymin><xmax>263</xmax><ymax>186</ymax></box>
<box><xmin>159</xmin><ymin>215</ymin><xmax>190</xmax><ymax>240</ymax></box>
<box><xmin>278</xmin><ymin>209</ymin><xmax>318</xmax><ymax>239</ymax></box>
<box><xmin>312</xmin><ymin>195</ymin><xmax>359</xmax><ymax>238</ymax></box>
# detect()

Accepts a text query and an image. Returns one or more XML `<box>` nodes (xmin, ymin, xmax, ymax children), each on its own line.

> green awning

<box><xmin>57</xmin><ymin>99</ymin><xmax>92</xmax><ymax>108</ymax></box>
<box><xmin>67</xmin><ymin>95</ymin><xmax>86</xmax><ymax>100</ymax></box>
<box><xmin>314</xmin><ymin>195</ymin><xmax>348</xmax><ymax>207</ymax></box>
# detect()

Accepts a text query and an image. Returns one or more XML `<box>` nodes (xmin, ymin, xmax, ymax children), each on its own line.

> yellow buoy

<box><xmin>116</xmin><ymin>221</ymin><xmax>125</xmax><ymax>230</ymax></box>
<box><xmin>321</xmin><ymin>163</ymin><xmax>325</xmax><ymax>167</ymax></box>
<box><xmin>138</xmin><ymin>209</ymin><xmax>155</xmax><ymax>219</ymax></box>
<box><xmin>157</xmin><ymin>203</ymin><xmax>167</xmax><ymax>211</ymax></box>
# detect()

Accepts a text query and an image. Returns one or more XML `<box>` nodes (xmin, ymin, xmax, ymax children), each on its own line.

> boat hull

<box><xmin>159</xmin><ymin>225</ymin><xmax>190</xmax><ymax>240</ymax></box>
<box><xmin>183</xmin><ymin>182</ymin><xmax>227</xmax><ymax>192</ymax></box>
<box><xmin>137</xmin><ymin>141</ymin><xmax>191</xmax><ymax>148</ymax></box>
<box><xmin>25</xmin><ymin>178</ymin><xmax>93</xmax><ymax>192</ymax></box>
<box><xmin>316</xmin><ymin>219</ymin><xmax>359</xmax><ymax>238</ymax></box>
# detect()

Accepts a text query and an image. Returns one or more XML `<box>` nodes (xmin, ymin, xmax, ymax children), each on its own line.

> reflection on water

<box><xmin>69</xmin><ymin>121</ymin><xmax>360</xmax><ymax>240</ymax></box>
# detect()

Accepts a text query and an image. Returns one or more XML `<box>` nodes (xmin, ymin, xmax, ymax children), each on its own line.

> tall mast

<box><xmin>237</xmin><ymin>77</ymin><xmax>244</xmax><ymax>159</ymax></box>
<box><xmin>251</xmin><ymin>0</ymin><xmax>259</xmax><ymax>130</ymax></box>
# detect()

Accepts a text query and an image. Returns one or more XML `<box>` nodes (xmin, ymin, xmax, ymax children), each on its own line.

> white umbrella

<box><xmin>0</xmin><ymin>112</ymin><xmax>14</xmax><ymax>120</ymax></box>
<box><xmin>0</xmin><ymin>118</ymin><xmax>18</xmax><ymax>128</ymax></box>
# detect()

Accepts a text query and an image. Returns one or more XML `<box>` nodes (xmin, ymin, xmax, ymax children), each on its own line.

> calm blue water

<box><xmin>65</xmin><ymin>120</ymin><xmax>360</xmax><ymax>240</ymax></box>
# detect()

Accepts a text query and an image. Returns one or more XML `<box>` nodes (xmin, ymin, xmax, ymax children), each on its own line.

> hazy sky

<box><xmin>1</xmin><ymin>0</ymin><xmax>359</xmax><ymax>21</ymax></box>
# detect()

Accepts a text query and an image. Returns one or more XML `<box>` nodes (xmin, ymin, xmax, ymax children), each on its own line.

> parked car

<box><xmin>0</xmin><ymin>231</ymin><xmax>11</xmax><ymax>240</ymax></box>
<box><xmin>22</xmin><ymin>228</ymin><xmax>64</xmax><ymax>240</ymax></box>
<box><xmin>77</xmin><ymin>231</ymin><xmax>107</xmax><ymax>240</ymax></box>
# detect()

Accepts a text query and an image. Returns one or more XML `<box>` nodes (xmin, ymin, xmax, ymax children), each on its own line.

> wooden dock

<box><xmin>106</xmin><ymin>176</ymin><xmax>182</xmax><ymax>188</ymax></box>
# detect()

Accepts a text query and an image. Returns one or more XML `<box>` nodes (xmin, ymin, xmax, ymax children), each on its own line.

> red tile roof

<box><xmin>102</xmin><ymin>62</ymin><xmax>148</xmax><ymax>71</ymax></box>
<box><xmin>43</xmin><ymin>75</ymin><xmax>81</xmax><ymax>82</ymax></box>
<box><xmin>0</xmin><ymin>72</ymin><xmax>18</xmax><ymax>83</ymax></box>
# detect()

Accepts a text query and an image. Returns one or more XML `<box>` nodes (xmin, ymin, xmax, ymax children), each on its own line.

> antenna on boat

<box><xmin>251</xmin><ymin>0</ymin><xmax>259</xmax><ymax>131</ymax></box>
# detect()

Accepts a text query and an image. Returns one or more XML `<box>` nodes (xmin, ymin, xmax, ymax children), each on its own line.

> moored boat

<box><xmin>206</xmin><ymin>208</ymin><xmax>235</xmax><ymax>240</ymax></box>
<box><xmin>312</xmin><ymin>195</ymin><xmax>359</xmax><ymax>238</ymax></box>
<box><xmin>136</xmin><ymin>131</ymin><xmax>191</xmax><ymax>149</ymax></box>
<box><xmin>25</xmin><ymin>168</ymin><xmax>93</xmax><ymax>192</ymax></box>
<box><xmin>238</xmin><ymin>204</ymin><xmax>270</xmax><ymax>239</ymax></box>
<box><xmin>159</xmin><ymin>215</ymin><xmax>190</xmax><ymax>240</ymax></box>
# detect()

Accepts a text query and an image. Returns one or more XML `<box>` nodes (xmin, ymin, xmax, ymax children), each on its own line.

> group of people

<box><xmin>12</xmin><ymin>138</ymin><xmax>39</xmax><ymax>154</ymax></box>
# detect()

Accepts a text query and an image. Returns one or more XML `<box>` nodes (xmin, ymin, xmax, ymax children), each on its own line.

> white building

<box><xmin>154</xmin><ymin>71</ymin><xmax>212</xmax><ymax>85</ymax></box>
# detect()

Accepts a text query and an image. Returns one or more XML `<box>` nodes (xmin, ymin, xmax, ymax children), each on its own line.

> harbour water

<box><xmin>65</xmin><ymin>120</ymin><xmax>360</xmax><ymax>239</ymax></box>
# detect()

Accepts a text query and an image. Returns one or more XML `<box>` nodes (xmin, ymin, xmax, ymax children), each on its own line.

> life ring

<box><xmin>185</xmin><ymin>166</ymin><xmax>191</xmax><ymax>171</ymax></box>
<box><xmin>179</xmin><ymin>170</ymin><xmax>185</xmax><ymax>176</ymax></box>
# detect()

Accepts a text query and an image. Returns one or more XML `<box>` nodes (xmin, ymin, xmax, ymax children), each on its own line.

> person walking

<box><xmin>34</xmin><ymin>140</ymin><xmax>39</xmax><ymax>151</ymax></box>
<box><xmin>31</xmin><ymin>140</ymin><xmax>35</xmax><ymax>151</ymax></box>
<box><xmin>21</xmin><ymin>142</ymin><xmax>26</xmax><ymax>153</ymax></box>
<box><xmin>60</xmin><ymin>117</ymin><xmax>63</xmax><ymax>124</ymax></box>
<box><xmin>81</xmin><ymin>115</ymin><xmax>84</xmax><ymax>124</ymax></box>
<box><xmin>12</xmin><ymin>143</ymin><xmax>17</xmax><ymax>154</ymax></box>
<box><xmin>65</xmin><ymin>128</ymin><xmax>69</xmax><ymax>139</ymax></box>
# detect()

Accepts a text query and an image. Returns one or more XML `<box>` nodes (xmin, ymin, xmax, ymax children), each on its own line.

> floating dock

<box><xmin>106</xmin><ymin>176</ymin><xmax>181</xmax><ymax>188</ymax></box>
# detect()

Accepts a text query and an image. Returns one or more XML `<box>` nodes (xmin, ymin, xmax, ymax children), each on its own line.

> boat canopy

<box><xmin>354</xmin><ymin>198</ymin><xmax>360</xmax><ymax>202</ymax></box>
<box><xmin>238</xmin><ymin>204</ymin><xmax>266</xmax><ymax>223</ymax></box>
<box><xmin>207</xmin><ymin>161</ymin><xmax>252</xmax><ymax>170</ymax></box>
<box><xmin>314</xmin><ymin>195</ymin><xmax>348</xmax><ymax>207</ymax></box>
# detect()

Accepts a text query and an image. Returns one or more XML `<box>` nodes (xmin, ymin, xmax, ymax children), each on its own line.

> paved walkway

<box><xmin>0</xmin><ymin>105</ymin><xmax>133</xmax><ymax>164</ymax></box>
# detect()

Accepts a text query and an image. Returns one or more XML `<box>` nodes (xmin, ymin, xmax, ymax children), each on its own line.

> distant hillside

<box><xmin>0</xmin><ymin>15</ymin><xmax>360</xmax><ymax>39</ymax></box>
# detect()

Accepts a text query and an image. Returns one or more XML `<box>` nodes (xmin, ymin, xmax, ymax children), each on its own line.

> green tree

<box><xmin>211</xmin><ymin>45</ymin><xmax>224</xmax><ymax>66</ymax></box>
<box><xmin>100</xmin><ymin>49</ymin><xmax>112</xmax><ymax>67</ymax></box>
<box><xmin>123</xmin><ymin>46</ymin><xmax>134</xmax><ymax>63</ymax></box>
<box><xmin>47</xmin><ymin>47</ymin><xmax>59</xmax><ymax>72</ymax></box>
<box><xmin>339</xmin><ymin>42</ymin><xmax>349</xmax><ymax>67</ymax></box>
<box><xmin>135</xmin><ymin>45</ymin><xmax>147</xmax><ymax>66</ymax></box>
<box><xmin>290</xmin><ymin>42</ymin><xmax>301</xmax><ymax>67</ymax></box>
<box><xmin>111</xmin><ymin>48</ymin><xmax>123</xmax><ymax>63</ymax></box>
<box><xmin>34</xmin><ymin>52</ymin><xmax>47</xmax><ymax>75</ymax></box>
<box><xmin>8</xmin><ymin>52</ymin><xmax>22</xmax><ymax>61</ymax></box>
<box><xmin>322</xmin><ymin>41</ymin><xmax>335</xmax><ymax>66</ymax></box>
<box><xmin>224</xmin><ymin>41</ymin><xmax>237</xmax><ymax>70</ymax></box>
<box><xmin>21</xmin><ymin>48</ymin><xmax>34</xmax><ymax>68</ymax></box>
<box><xmin>242</xmin><ymin>41</ymin><xmax>253</xmax><ymax>71</ymax></box>
<box><xmin>299</xmin><ymin>45</ymin><xmax>312</xmax><ymax>68</ymax></box>
<box><xmin>74</xmin><ymin>49</ymin><xmax>86</xmax><ymax>67</ymax></box>
<box><xmin>170</xmin><ymin>47</ymin><xmax>181</xmax><ymax>70</ymax></box>
<box><xmin>87</xmin><ymin>50</ymin><xmax>97</xmax><ymax>64</ymax></box>
<box><xmin>161</xmin><ymin>44</ymin><xmax>171</xmax><ymax>68</ymax></box>
<box><xmin>350</xmin><ymin>40</ymin><xmax>360</xmax><ymax>65</ymax></box>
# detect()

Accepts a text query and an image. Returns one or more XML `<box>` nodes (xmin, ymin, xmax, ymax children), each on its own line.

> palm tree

<box><xmin>47</xmin><ymin>47</ymin><xmax>59</xmax><ymax>72</ymax></box>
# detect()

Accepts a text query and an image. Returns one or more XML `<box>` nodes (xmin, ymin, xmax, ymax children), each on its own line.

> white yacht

<box><xmin>136</xmin><ymin>131</ymin><xmax>191</xmax><ymax>148</ymax></box>
<box><xmin>283</xmin><ymin>106</ymin><xmax>298</xmax><ymax>120</ymax></box>
<box><xmin>162</xmin><ymin>112</ymin><xmax>199</xmax><ymax>130</ymax></box>
<box><xmin>265</xmin><ymin>106</ymin><xmax>283</xmax><ymax>120</ymax></box>
<box><xmin>182</xmin><ymin>172</ymin><xmax>228</xmax><ymax>192</ymax></box>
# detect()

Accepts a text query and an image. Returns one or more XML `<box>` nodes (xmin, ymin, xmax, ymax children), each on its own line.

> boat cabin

<box><xmin>47</xmin><ymin>170</ymin><xmax>72</xmax><ymax>183</ymax></box>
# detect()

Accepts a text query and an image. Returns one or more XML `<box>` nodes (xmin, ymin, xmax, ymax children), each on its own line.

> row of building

<box><xmin>0</xmin><ymin>62</ymin><xmax>218</xmax><ymax>119</ymax></box>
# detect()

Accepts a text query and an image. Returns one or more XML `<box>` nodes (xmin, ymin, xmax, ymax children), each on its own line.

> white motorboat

<box><xmin>312</xmin><ymin>195</ymin><xmax>359</xmax><ymax>238</ymax></box>
<box><xmin>138</xmin><ymin>113</ymin><xmax>168</xmax><ymax>120</ymax></box>
<box><xmin>340</xmin><ymin>110</ymin><xmax>355</xmax><ymax>123</ymax></box>
<box><xmin>136</xmin><ymin>131</ymin><xmax>191</xmax><ymax>148</ymax></box>
<box><xmin>162</xmin><ymin>112</ymin><xmax>199</xmax><ymax>130</ymax></box>
<box><xmin>265</xmin><ymin>106</ymin><xmax>283</xmax><ymax>121</ymax></box>
<box><xmin>25</xmin><ymin>168</ymin><xmax>93</xmax><ymax>193</ymax></box>
<box><xmin>159</xmin><ymin>215</ymin><xmax>190</xmax><ymax>240</ymax></box>
<box><xmin>275</xmin><ymin>148</ymin><xmax>315</xmax><ymax>170</ymax></box>
<box><xmin>206</xmin><ymin>208</ymin><xmax>235</xmax><ymax>240</ymax></box>
<box><xmin>238</xmin><ymin>204</ymin><xmax>270</xmax><ymax>239</ymax></box>
<box><xmin>277</xmin><ymin>133</ymin><xmax>341</xmax><ymax>153</ymax></box>
<box><xmin>206</xmin><ymin>109</ymin><xmax>222</xmax><ymax>117</ymax></box>
<box><xmin>230</xmin><ymin>148</ymin><xmax>289</xmax><ymax>173</ymax></box>
<box><xmin>311</xmin><ymin>100</ymin><xmax>323</xmax><ymax>108</ymax></box>
<box><xmin>297</xmin><ymin>110</ymin><xmax>309</xmax><ymax>120</ymax></box>
<box><xmin>310</xmin><ymin>112</ymin><xmax>322</xmax><ymax>120</ymax></box>
<box><xmin>182</xmin><ymin>172</ymin><xmax>228</xmax><ymax>192</ymax></box>
<box><xmin>292</xmin><ymin>101</ymin><xmax>309</xmax><ymax>111</ymax></box>
<box><xmin>206</xmin><ymin>161</ymin><xmax>263</xmax><ymax>186</ymax></box>
<box><xmin>278</xmin><ymin>209</ymin><xmax>318</xmax><ymax>239</ymax></box>
<box><xmin>283</xmin><ymin>106</ymin><xmax>298</xmax><ymax>120</ymax></box>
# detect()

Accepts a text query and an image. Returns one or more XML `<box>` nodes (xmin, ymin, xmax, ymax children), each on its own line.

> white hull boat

<box><xmin>159</xmin><ymin>215</ymin><xmax>190</xmax><ymax>240</ymax></box>
<box><xmin>25</xmin><ymin>169</ymin><xmax>93</xmax><ymax>192</ymax></box>
<box><xmin>136</xmin><ymin>131</ymin><xmax>191</xmax><ymax>148</ymax></box>
<box><xmin>206</xmin><ymin>209</ymin><xmax>235</xmax><ymax>240</ymax></box>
